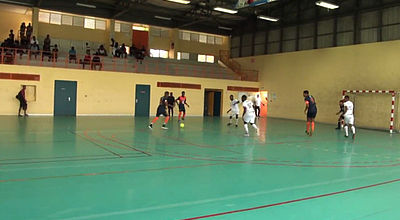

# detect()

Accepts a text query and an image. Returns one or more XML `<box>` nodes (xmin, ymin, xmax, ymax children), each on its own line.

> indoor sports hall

<box><xmin>1</xmin><ymin>0</ymin><xmax>400</xmax><ymax>219</ymax></box>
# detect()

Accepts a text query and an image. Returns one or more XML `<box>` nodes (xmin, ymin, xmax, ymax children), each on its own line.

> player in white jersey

<box><xmin>227</xmin><ymin>95</ymin><xmax>240</xmax><ymax>127</ymax></box>
<box><xmin>343</xmin><ymin>95</ymin><xmax>356</xmax><ymax>139</ymax></box>
<box><xmin>241</xmin><ymin>95</ymin><xmax>260</xmax><ymax>137</ymax></box>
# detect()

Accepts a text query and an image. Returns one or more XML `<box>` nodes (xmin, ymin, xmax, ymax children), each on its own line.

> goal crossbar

<box><xmin>342</xmin><ymin>90</ymin><xmax>396</xmax><ymax>134</ymax></box>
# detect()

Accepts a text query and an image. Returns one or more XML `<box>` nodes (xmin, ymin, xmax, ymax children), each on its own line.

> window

<box><xmin>150</xmin><ymin>49</ymin><xmax>169</xmax><ymax>58</ymax></box>
<box><xmin>206</xmin><ymin>55</ymin><xmax>214</xmax><ymax>63</ymax></box>
<box><xmin>50</xmin><ymin>13</ymin><xmax>61</xmax><ymax>25</ymax></box>
<box><xmin>215</xmin><ymin>37</ymin><xmax>223</xmax><ymax>45</ymax></box>
<box><xmin>198</xmin><ymin>54</ymin><xmax>214</xmax><ymax>63</ymax></box>
<box><xmin>198</xmin><ymin>54</ymin><xmax>206</xmax><ymax>62</ymax></box>
<box><xmin>96</xmin><ymin>20</ymin><xmax>106</xmax><ymax>30</ymax></box>
<box><xmin>177</xmin><ymin>52</ymin><xmax>189</xmax><ymax>60</ymax></box>
<box><xmin>151</xmin><ymin>28</ymin><xmax>161</xmax><ymax>37</ymax></box>
<box><xmin>84</xmin><ymin>18</ymin><xmax>95</xmax><ymax>29</ymax></box>
<box><xmin>121</xmin><ymin>23</ymin><xmax>130</xmax><ymax>33</ymax></box>
<box><xmin>38</xmin><ymin>12</ymin><xmax>50</xmax><ymax>23</ymax></box>
<box><xmin>207</xmin><ymin>36</ymin><xmax>215</xmax><ymax>44</ymax></box>
<box><xmin>190</xmin><ymin>33</ymin><xmax>199</xmax><ymax>42</ymax></box>
<box><xmin>180</xmin><ymin>31</ymin><xmax>190</xmax><ymax>41</ymax></box>
<box><xmin>199</xmin><ymin>34</ymin><xmax>207</xmax><ymax>43</ymax></box>
<box><xmin>115</xmin><ymin>22</ymin><xmax>121</xmax><ymax>32</ymax></box>
<box><xmin>62</xmin><ymin>15</ymin><xmax>73</xmax><ymax>25</ymax></box>
<box><xmin>73</xmin><ymin>16</ymin><xmax>84</xmax><ymax>27</ymax></box>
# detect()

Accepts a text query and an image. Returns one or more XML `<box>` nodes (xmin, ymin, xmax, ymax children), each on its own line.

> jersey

<box><xmin>255</xmin><ymin>97</ymin><xmax>262</xmax><ymax>107</ymax></box>
<box><xmin>167</xmin><ymin>96</ymin><xmax>175</xmax><ymax>106</ymax></box>
<box><xmin>304</xmin><ymin>95</ymin><xmax>317</xmax><ymax>113</ymax></box>
<box><xmin>231</xmin><ymin>99</ymin><xmax>240</xmax><ymax>113</ymax></box>
<box><xmin>343</xmin><ymin>101</ymin><xmax>354</xmax><ymax>116</ymax></box>
<box><xmin>177</xmin><ymin>96</ymin><xmax>187</xmax><ymax>105</ymax></box>
<box><xmin>243</xmin><ymin>100</ymin><xmax>255</xmax><ymax>115</ymax></box>
<box><xmin>159</xmin><ymin>96</ymin><xmax>168</xmax><ymax>108</ymax></box>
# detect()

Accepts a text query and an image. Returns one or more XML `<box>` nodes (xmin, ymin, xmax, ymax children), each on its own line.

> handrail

<box><xmin>0</xmin><ymin>47</ymin><xmax>257</xmax><ymax>81</ymax></box>
<box><xmin>219</xmin><ymin>49</ymin><xmax>259</xmax><ymax>81</ymax></box>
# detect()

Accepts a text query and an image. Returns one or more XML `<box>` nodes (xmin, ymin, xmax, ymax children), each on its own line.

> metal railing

<box><xmin>0</xmin><ymin>47</ymin><xmax>258</xmax><ymax>81</ymax></box>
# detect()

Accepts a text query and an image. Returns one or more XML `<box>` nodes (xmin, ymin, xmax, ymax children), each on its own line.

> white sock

<box><xmin>244</xmin><ymin>124</ymin><xmax>249</xmax><ymax>134</ymax></box>
<box><xmin>351</xmin><ymin>125</ymin><xmax>356</xmax><ymax>134</ymax></box>
<box><xmin>229</xmin><ymin>117</ymin><xmax>232</xmax><ymax>123</ymax></box>
<box><xmin>344</xmin><ymin>125</ymin><xmax>349</xmax><ymax>136</ymax></box>
<box><xmin>251</xmin><ymin>124</ymin><xmax>258</xmax><ymax>130</ymax></box>
<box><xmin>235</xmin><ymin>118</ymin><xmax>239</xmax><ymax>125</ymax></box>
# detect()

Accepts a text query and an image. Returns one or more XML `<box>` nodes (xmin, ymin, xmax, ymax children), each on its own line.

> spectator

<box><xmin>130</xmin><ymin>44</ymin><xmax>137</xmax><ymax>57</ymax></box>
<box><xmin>52</xmin><ymin>44</ymin><xmax>59</xmax><ymax>62</ymax></box>
<box><xmin>16</xmin><ymin>85</ymin><xmax>28</xmax><ymax>117</ymax></box>
<box><xmin>120</xmin><ymin>43</ymin><xmax>127</xmax><ymax>58</ymax></box>
<box><xmin>30</xmin><ymin>36</ymin><xmax>39</xmax><ymax>45</ymax></box>
<box><xmin>110</xmin><ymin>38</ymin><xmax>115</xmax><ymax>56</ymax></box>
<box><xmin>136</xmin><ymin>46</ymin><xmax>146</xmax><ymax>64</ymax></box>
<box><xmin>91</xmin><ymin>52</ymin><xmax>102</xmax><ymax>70</ymax></box>
<box><xmin>114</xmin><ymin>42</ymin><xmax>119</xmax><ymax>57</ymax></box>
<box><xmin>42</xmin><ymin>34</ymin><xmax>51</xmax><ymax>61</ymax></box>
<box><xmin>26</xmin><ymin>23</ymin><xmax>33</xmax><ymax>41</ymax></box>
<box><xmin>14</xmin><ymin>40</ymin><xmax>24</xmax><ymax>59</ymax></box>
<box><xmin>20</xmin><ymin>22</ymin><xmax>26</xmax><ymax>38</ymax></box>
<box><xmin>97</xmin><ymin>45</ymin><xmax>107</xmax><ymax>56</ymax></box>
<box><xmin>68</xmin><ymin>46</ymin><xmax>77</xmax><ymax>63</ymax></box>
<box><xmin>81</xmin><ymin>51</ymin><xmax>91</xmax><ymax>69</ymax></box>
<box><xmin>29</xmin><ymin>41</ymin><xmax>40</xmax><ymax>59</ymax></box>
<box><xmin>9</xmin><ymin>30</ymin><xmax>14</xmax><ymax>43</ymax></box>
<box><xmin>85</xmin><ymin>42</ymin><xmax>90</xmax><ymax>55</ymax></box>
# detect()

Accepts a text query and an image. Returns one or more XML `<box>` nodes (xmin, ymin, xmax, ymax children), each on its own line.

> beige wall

<box><xmin>235</xmin><ymin>40</ymin><xmax>400</xmax><ymax>131</ymax></box>
<box><xmin>0</xmin><ymin>64</ymin><xmax>259</xmax><ymax>116</ymax></box>
<box><xmin>0</xmin><ymin>9</ymin><xmax>31</xmax><ymax>42</ymax></box>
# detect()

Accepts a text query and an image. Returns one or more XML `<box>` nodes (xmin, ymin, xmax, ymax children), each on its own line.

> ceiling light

<box><xmin>315</xmin><ymin>1</ymin><xmax>339</xmax><ymax>9</ymax></box>
<box><xmin>214</xmin><ymin>7</ymin><xmax>238</xmax><ymax>14</ymax></box>
<box><xmin>257</xmin><ymin>15</ymin><xmax>279</xmax><ymax>22</ymax></box>
<box><xmin>155</xmin><ymin>15</ymin><xmax>172</xmax><ymax>21</ymax></box>
<box><xmin>165</xmin><ymin>0</ymin><xmax>190</xmax><ymax>4</ymax></box>
<box><xmin>76</xmin><ymin>2</ymin><xmax>96</xmax><ymax>8</ymax></box>
<box><xmin>218</xmin><ymin>26</ymin><xmax>232</xmax><ymax>31</ymax></box>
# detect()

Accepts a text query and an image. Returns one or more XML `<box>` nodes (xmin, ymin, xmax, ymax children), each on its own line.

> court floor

<box><xmin>1</xmin><ymin>116</ymin><xmax>400</xmax><ymax>220</ymax></box>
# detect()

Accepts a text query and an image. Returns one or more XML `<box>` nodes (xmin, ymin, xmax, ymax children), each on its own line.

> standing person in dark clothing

<box><xmin>148</xmin><ymin>91</ymin><xmax>170</xmax><ymax>130</ymax></box>
<box><xmin>167</xmin><ymin>92</ymin><xmax>175</xmax><ymax>117</ymax></box>
<box><xmin>26</xmin><ymin>23</ymin><xmax>33</xmax><ymax>41</ymax></box>
<box><xmin>336</xmin><ymin>100</ymin><xmax>345</xmax><ymax>129</ymax></box>
<box><xmin>303</xmin><ymin>90</ymin><xmax>317</xmax><ymax>136</ymax></box>
<box><xmin>16</xmin><ymin>85</ymin><xmax>28</xmax><ymax>117</ymax></box>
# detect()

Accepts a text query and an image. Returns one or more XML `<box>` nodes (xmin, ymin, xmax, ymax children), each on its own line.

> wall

<box><xmin>0</xmin><ymin>7</ymin><xmax>31</xmax><ymax>41</ymax></box>
<box><xmin>0</xmin><ymin>65</ymin><xmax>259</xmax><ymax>116</ymax></box>
<box><xmin>235</xmin><ymin>40</ymin><xmax>400</xmax><ymax>131</ymax></box>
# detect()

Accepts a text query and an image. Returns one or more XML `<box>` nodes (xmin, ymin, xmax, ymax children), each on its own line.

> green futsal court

<box><xmin>1</xmin><ymin>116</ymin><xmax>400</xmax><ymax>220</ymax></box>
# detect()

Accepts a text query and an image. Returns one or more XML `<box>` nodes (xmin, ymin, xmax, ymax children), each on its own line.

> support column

<box><xmin>32</xmin><ymin>7</ymin><xmax>39</xmax><ymax>38</ymax></box>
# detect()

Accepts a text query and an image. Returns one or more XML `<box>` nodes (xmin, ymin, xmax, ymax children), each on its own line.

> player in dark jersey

<box><xmin>303</xmin><ymin>90</ymin><xmax>317</xmax><ymax>136</ymax></box>
<box><xmin>148</xmin><ymin>91</ymin><xmax>170</xmax><ymax>130</ymax></box>
<box><xmin>167</xmin><ymin>92</ymin><xmax>175</xmax><ymax>117</ymax></box>
<box><xmin>336</xmin><ymin>100</ymin><xmax>345</xmax><ymax>129</ymax></box>
<box><xmin>176</xmin><ymin>91</ymin><xmax>189</xmax><ymax>123</ymax></box>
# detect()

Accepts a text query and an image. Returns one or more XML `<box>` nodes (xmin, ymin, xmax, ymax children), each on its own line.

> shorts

<box><xmin>156</xmin><ymin>106</ymin><xmax>168</xmax><ymax>117</ymax></box>
<box><xmin>178</xmin><ymin>104</ymin><xmax>185</xmax><ymax>113</ymax></box>
<box><xmin>307</xmin><ymin>111</ymin><xmax>317</xmax><ymax>119</ymax></box>
<box><xmin>230</xmin><ymin>110</ymin><xmax>239</xmax><ymax>117</ymax></box>
<box><xmin>243</xmin><ymin>112</ymin><xmax>256</xmax><ymax>124</ymax></box>
<box><xmin>19</xmin><ymin>100</ymin><xmax>27</xmax><ymax>110</ymax></box>
<box><xmin>344</xmin><ymin>115</ymin><xmax>354</xmax><ymax>124</ymax></box>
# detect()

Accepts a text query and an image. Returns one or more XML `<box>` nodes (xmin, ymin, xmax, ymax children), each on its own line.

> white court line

<box><xmin>60</xmin><ymin>170</ymin><xmax>400</xmax><ymax>220</ymax></box>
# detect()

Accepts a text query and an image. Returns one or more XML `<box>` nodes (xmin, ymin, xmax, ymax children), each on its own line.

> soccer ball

<box><xmin>180</xmin><ymin>123</ymin><xmax>185</xmax><ymax>128</ymax></box>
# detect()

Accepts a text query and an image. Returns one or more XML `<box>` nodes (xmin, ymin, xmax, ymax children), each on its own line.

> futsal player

<box><xmin>227</xmin><ymin>95</ymin><xmax>240</xmax><ymax>127</ymax></box>
<box><xmin>148</xmin><ymin>91</ymin><xmax>170</xmax><ymax>130</ymax></box>
<box><xmin>303</xmin><ymin>90</ymin><xmax>317</xmax><ymax>136</ymax></box>
<box><xmin>343</xmin><ymin>95</ymin><xmax>356</xmax><ymax>139</ymax></box>
<box><xmin>167</xmin><ymin>92</ymin><xmax>175</xmax><ymax>117</ymax></box>
<box><xmin>242</xmin><ymin>95</ymin><xmax>260</xmax><ymax>137</ymax></box>
<box><xmin>176</xmin><ymin>91</ymin><xmax>189</xmax><ymax>123</ymax></box>
<box><xmin>336</xmin><ymin>100</ymin><xmax>345</xmax><ymax>129</ymax></box>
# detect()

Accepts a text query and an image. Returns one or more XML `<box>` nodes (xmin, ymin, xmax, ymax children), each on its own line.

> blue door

<box><xmin>54</xmin><ymin>80</ymin><xmax>77</xmax><ymax>116</ymax></box>
<box><xmin>135</xmin><ymin>84</ymin><xmax>150</xmax><ymax>116</ymax></box>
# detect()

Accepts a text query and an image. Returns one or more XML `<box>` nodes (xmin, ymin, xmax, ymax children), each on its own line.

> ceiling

<box><xmin>1</xmin><ymin>0</ymin><xmax>399</xmax><ymax>36</ymax></box>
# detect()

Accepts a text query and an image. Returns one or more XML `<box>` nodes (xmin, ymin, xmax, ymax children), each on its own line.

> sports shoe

<box><xmin>162</xmin><ymin>125</ymin><xmax>168</xmax><ymax>130</ymax></box>
<box><xmin>345</xmin><ymin>135</ymin><xmax>349</xmax><ymax>138</ymax></box>
<box><xmin>227</xmin><ymin>123</ymin><xmax>232</xmax><ymax>126</ymax></box>
<box><xmin>352</xmin><ymin>134</ymin><xmax>356</xmax><ymax>139</ymax></box>
<box><xmin>235</xmin><ymin>124</ymin><xmax>238</xmax><ymax>127</ymax></box>
<box><xmin>244</xmin><ymin>133</ymin><xmax>250</xmax><ymax>137</ymax></box>
<box><xmin>148</xmin><ymin>124</ymin><xmax>153</xmax><ymax>129</ymax></box>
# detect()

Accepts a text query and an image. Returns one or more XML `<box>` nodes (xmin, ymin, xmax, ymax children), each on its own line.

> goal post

<box><xmin>342</xmin><ymin>90</ymin><xmax>396</xmax><ymax>134</ymax></box>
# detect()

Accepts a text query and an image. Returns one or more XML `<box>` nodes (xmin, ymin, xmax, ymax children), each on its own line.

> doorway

<box><xmin>135</xmin><ymin>84</ymin><xmax>150</xmax><ymax>116</ymax></box>
<box><xmin>204</xmin><ymin>89</ymin><xmax>223</xmax><ymax>116</ymax></box>
<box><xmin>54</xmin><ymin>80</ymin><xmax>77</xmax><ymax>116</ymax></box>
